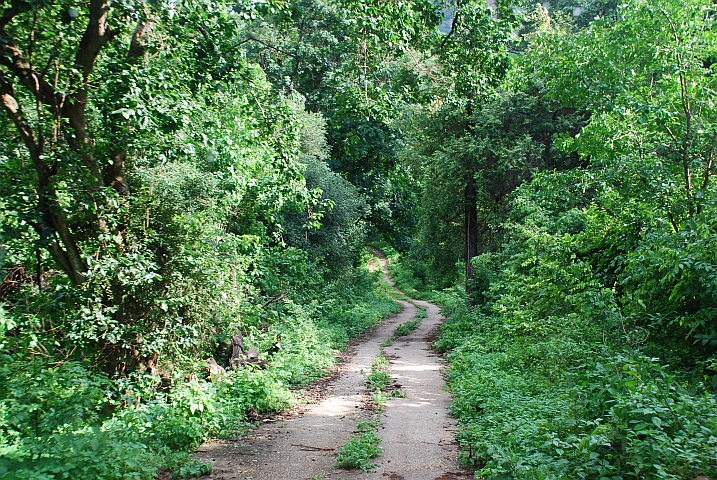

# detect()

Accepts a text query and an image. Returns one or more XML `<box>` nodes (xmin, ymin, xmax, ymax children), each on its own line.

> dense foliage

<box><xmin>1</xmin><ymin>0</ymin><xmax>716</xmax><ymax>478</ymax></box>
<box><xmin>0</xmin><ymin>0</ymin><xmax>399</xmax><ymax>477</ymax></box>
<box><xmin>398</xmin><ymin>0</ymin><xmax>717</xmax><ymax>478</ymax></box>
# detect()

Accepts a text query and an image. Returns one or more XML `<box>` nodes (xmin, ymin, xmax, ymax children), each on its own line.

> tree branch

<box><xmin>0</xmin><ymin>72</ymin><xmax>42</xmax><ymax>161</ymax></box>
<box><xmin>75</xmin><ymin>0</ymin><xmax>115</xmax><ymax>82</ymax></box>
<box><xmin>440</xmin><ymin>0</ymin><xmax>461</xmax><ymax>50</ymax></box>
<box><xmin>128</xmin><ymin>19</ymin><xmax>152</xmax><ymax>61</ymax></box>
<box><xmin>229</xmin><ymin>35</ymin><xmax>298</xmax><ymax>59</ymax></box>
<box><xmin>0</xmin><ymin>73</ymin><xmax>87</xmax><ymax>285</ymax></box>
<box><xmin>0</xmin><ymin>0</ymin><xmax>30</xmax><ymax>30</ymax></box>
<box><xmin>0</xmin><ymin>34</ymin><xmax>61</xmax><ymax>110</ymax></box>
<box><xmin>657</xmin><ymin>6</ymin><xmax>694</xmax><ymax>211</ymax></box>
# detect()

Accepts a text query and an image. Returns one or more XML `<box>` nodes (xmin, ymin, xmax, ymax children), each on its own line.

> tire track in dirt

<box><xmin>195</xmin><ymin>249</ymin><xmax>471</xmax><ymax>479</ymax></box>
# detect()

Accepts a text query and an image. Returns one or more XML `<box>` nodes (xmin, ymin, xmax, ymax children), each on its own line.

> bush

<box><xmin>434</xmin><ymin>165</ymin><xmax>717</xmax><ymax>479</ymax></box>
<box><xmin>0</xmin><ymin>428</ymin><xmax>156</xmax><ymax>480</ymax></box>
<box><xmin>0</xmin><ymin>251</ymin><xmax>400</xmax><ymax>479</ymax></box>
<box><xmin>0</xmin><ymin>359</ymin><xmax>111</xmax><ymax>443</ymax></box>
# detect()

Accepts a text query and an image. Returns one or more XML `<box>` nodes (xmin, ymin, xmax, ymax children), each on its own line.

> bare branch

<box><xmin>440</xmin><ymin>0</ymin><xmax>461</xmax><ymax>50</ymax></box>
<box><xmin>229</xmin><ymin>35</ymin><xmax>298</xmax><ymax>59</ymax></box>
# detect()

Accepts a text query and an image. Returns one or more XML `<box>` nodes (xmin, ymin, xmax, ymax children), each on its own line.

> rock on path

<box><xmin>195</xmin><ymin>251</ymin><xmax>470</xmax><ymax>480</ymax></box>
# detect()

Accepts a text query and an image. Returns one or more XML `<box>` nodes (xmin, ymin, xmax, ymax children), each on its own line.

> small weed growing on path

<box><xmin>336</xmin><ymin>429</ymin><xmax>382</xmax><ymax>471</ymax></box>
<box><xmin>356</xmin><ymin>418</ymin><xmax>381</xmax><ymax>432</ymax></box>
<box><xmin>377</xmin><ymin>277</ymin><xmax>410</xmax><ymax>302</ymax></box>
<box><xmin>379</xmin><ymin>337</ymin><xmax>393</xmax><ymax>347</ymax></box>
<box><xmin>366</xmin><ymin>355</ymin><xmax>391</xmax><ymax>391</ymax></box>
<box><xmin>366</xmin><ymin>355</ymin><xmax>392</xmax><ymax>408</ymax></box>
<box><xmin>390</xmin><ymin>389</ymin><xmax>406</xmax><ymax>398</ymax></box>
<box><xmin>393</xmin><ymin>306</ymin><xmax>427</xmax><ymax>337</ymax></box>
<box><xmin>393</xmin><ymin>320</ymin><xmax>418</xmax><ymax>337</ymax></box>
<box><xmin>372</xmin><ymin>389</ymin><xmax>389</xmax><ymax>407</ymax></box>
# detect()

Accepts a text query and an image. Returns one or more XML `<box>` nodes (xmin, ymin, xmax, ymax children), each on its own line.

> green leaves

<box><xmin>426</xmin><ymin>2</ymin><xmax>717</xmax><ymax>469</ymax></box>
<box><xmin>531</xmin><ymin>0</ymin><xmax>717</xmax><ymax>221</ymax></box>
<box><xmin>336</xmin><ymin>428</ymin><xmax>382</xmax><ymax>471</ymax></box>
<box><xmin>523</xmin><ymin>0</ymin><xmax>717</xmax><ymax>347</ymax></box>
<box><xmin>338</xmin><ymin>0</ymin><xmax>441</xmax><ymax>52</ymax></box>
<box><xmin>435</xmin><ymin>0</ymin><xmax>514</xmax><ymax>98</ymax></box>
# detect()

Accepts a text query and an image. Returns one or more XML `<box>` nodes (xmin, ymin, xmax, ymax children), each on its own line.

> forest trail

<box><xmin>196</xmin><ymin>249</ymin><xmax>470</xmax><ymax>479</ymax></box>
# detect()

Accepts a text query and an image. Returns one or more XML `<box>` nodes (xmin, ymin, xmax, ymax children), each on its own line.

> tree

<box><xmin>528</xmin><ymin>0</ymin><xmax>717</xmax><ymax>344</ymax></box>
<box><xmin>236</xmin><ymin>0</ymin><xmax>440</xmax><ymax>251</ymax></box>
<box><xmin>397</xmin><ymin>0</ymin><xmax>520</xmax><ymax>294</ymax></box>
<box><xmin>0</xmin><ymin>0</ymin><xmax>133</xmax><ymax>286</ymax></box>
<box><xmin>0</xmin><ymin>0</ymin><xmax>312</xmax><ymax>373</ymax></box>
<box><xmin>406</xmin><ymin>85</ymin><xmax>586</xmax><ymax>292</ymax></box>
<box><xmin>281</xmin><ymin>100</ymin><xmax>370</xmax><ymax>277</ymax></box>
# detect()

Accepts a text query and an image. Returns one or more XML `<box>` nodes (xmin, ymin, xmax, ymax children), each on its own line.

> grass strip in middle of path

<box><xmin>392</xmin><ymin>305</ymin><xmax>427</xmax><ymax>339</ymax></box>
<box><xmin>336</xmin><ymin>354</ymin><xmax>393</xmax><ymax>472</ymax></box>
<box><xmin>335</xmin><ymin>418</ymin><xmax>382</xmax><ymax>471</ymax></box>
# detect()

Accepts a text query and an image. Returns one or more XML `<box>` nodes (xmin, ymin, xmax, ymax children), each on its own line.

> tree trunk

<box><xmin>464</xmin><ymin>172</ymin><xmax>478</xmax><ymax>301</ymax></box>
<box><xmin>464</xmin><ymin>99</ymin><xmax>478</xmax><ymax>301</ymax></box>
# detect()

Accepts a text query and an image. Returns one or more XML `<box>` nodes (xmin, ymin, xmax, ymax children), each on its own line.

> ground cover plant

<box><xmin>364</xmin><ymin>354</ymin><xmax>392</xmax><ymax>408</ymax></box>
<box><xmin>335</xmin><ymin>419</ymin><xmax>383</xmax><ymax>472</ymax></box>
<box><xmin>336</xmin><ymin>362</ymin><xmax>387</xmax><ymax>473</ymax></box>
<box><xmin>393</xmin><ymin>306</ymin><xmax>427</xmax><ymax>338</ymax></box>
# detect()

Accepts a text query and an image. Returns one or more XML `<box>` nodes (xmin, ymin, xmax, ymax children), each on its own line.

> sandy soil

<box><xmin>195</xmin><ymin>251</ymin><xmax>471</xmax><ymax>480</ymax></box>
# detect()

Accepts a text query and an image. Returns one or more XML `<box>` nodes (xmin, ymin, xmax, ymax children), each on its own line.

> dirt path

<box><xmin>196</xmin><ymin>251</ymin><xmax>470</xmax><ymax>480</ymax></box>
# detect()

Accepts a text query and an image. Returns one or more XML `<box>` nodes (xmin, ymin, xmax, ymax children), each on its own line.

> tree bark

<box><xmin>0</xmin><ymin>2</ymin><xmax>128</xmax><ymax>286</ymax></box>
<box><xmin>464</xmin><ymin>172</ymin><xmax>478</xmax><ymax>300</ymax></box>
<box><xmin>464</xmin><ymin>99</ymin><xmax>478</xmax><ymax>301</ymax></box>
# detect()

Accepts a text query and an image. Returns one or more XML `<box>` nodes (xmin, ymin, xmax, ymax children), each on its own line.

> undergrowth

<box><xmin>436</xmin><ymin>296</ymin><xmax>717</xmax><ymax>479</ymax></box>
<box><xmin>389</xmin><ymin>227</ymin><xmax>717</xmax><ymax>479</ymax></box>
<box><xmin>0</xmin><ymin>267</ymin><xmax>399</xmax><ymax>479</ymax></box>
<box><xmin>418</xmin><ymin>183</ymin><xmax>717</xmax><ymax>480</ymax></box>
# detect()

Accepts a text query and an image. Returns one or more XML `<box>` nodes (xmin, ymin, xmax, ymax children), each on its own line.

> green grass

<box><xmin>436</xmin><ymin>291</ymin><xmax>717</xmax><ymax>479</ymax></box>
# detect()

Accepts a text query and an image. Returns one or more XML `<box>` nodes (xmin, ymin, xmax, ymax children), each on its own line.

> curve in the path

<box><xmin>196</xmin><ymin>250</ymin><xmax>470</xmax><ymax>480</ymax></box>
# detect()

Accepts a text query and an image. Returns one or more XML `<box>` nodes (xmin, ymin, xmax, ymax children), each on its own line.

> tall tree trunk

<box><xmin>464</xmin><ymin>99</ymin><xmax>478</xmax><ymax>301</ymax></box>
<box><xmin>465</xmin><ymin>172</ymin><xmax>478</xmax><ymax>300</ymax></box>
